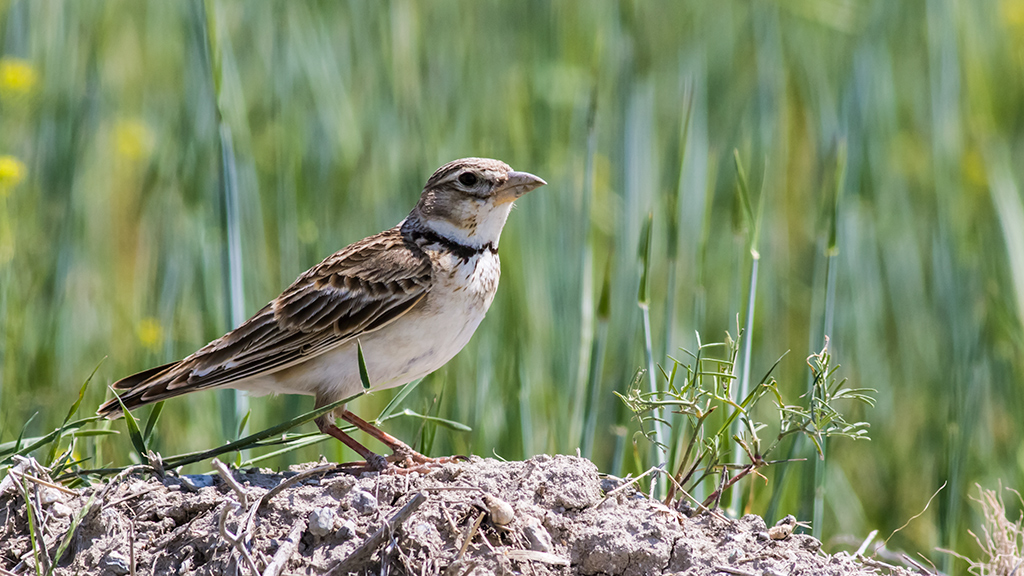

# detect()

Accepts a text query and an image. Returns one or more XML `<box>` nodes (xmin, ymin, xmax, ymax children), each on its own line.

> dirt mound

<box><xmin>0</xmin><ymin>454</ymin><xmax>906</xmax><ymax>575</ymax></box>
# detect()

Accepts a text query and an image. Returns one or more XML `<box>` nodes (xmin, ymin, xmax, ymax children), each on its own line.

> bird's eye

<box><xmin>458</xmin><ymin>172</ymin><xmax>479</xmax><ymax>187</ymax></box>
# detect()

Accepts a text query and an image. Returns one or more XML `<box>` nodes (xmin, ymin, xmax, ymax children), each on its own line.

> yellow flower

<box><xmin>0</xmin><ymin>155</ymin><xmax>26</xmax><ymax>196</ymax></box>
<box><xmin>1005</xmin><ymin>0</ymin><xmax>1024</xmax><ymax>27</ymax></box>
<box><xmin>0</xmin><ymin>57</ymin><xmax>38</xmax><ymax>100</ymax></box>
<box><xmin>137</xmin><ymin>317</ymin><xmax>164</xmax><ymax>351</ymax></box>
<box><xmin>115</xmin><ymin>118</ymin><xmax>155</xmax><ymax>162</ymax></box>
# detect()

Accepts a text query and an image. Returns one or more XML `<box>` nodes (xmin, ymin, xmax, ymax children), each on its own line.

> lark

<box><xmin>98</xmin><ymin>158</ymin><xmax>546</xmax><ymax>471</ymax></box>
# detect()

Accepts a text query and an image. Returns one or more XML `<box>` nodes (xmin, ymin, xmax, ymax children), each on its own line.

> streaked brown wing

<box><xmin>100</xmin><ymin>226</ymin><xmax>430</xmax><ymax>413</ymax></box>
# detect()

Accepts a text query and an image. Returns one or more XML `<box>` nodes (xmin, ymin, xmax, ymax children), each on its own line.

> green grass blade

<box><xmin>377</xmin><ymin>378</ymin><xmax>424</xmax><ymax>422</ymax></box>
<box><xmin>357</xmin><ymin>340</ymin><xmax>371</xmax><ymax>390</ymax></box>
<box><xmin>392</xmin><ymin>408</ymin><xmax>472</xmax><ymax>432</ymax></box>
<box><xmin>111</xmin><ymin>389</ymin><xmax>148</xmax><ymax>462</ymax></box>
<box><xmin>19</xmin><ymin>475</ymin><xmax>43</xmax><ymax>576</ymax></box>
<box><xmin>46</xmin><ymin>492</ymin><xmax>97</xmax><ymax>576</ymax></box>
<box><xmin>236</xmin><ymin>408</ymin><xmax>251</xmax><ymax>440</ymax></box>
<box><xmin>142</xmin><ymin>401</ymin><xmax>165</xmax><ymax>444</ymax></box>
<box><xmin>45</xmin><ymin>361</ymin><xmax>102</xmax><ymax>466</ymax></box>
<box><xmin>581</xmin><ymin>256</ymin><xmax>611</xmax><ymax>459</ymax></box>
<box><xmin>0</xmin><ymin>417</ymin><xmax>110</xmax><ymax>461</ymax></box>
<box><xmin>637</xmin><ymin>212</ymin><xmax>653</xmax><ymax>306</ymax></box>
<box><xmin>12</xmin><ymin>412</ymin><xmax>38</xmax><ymax>455</ymax></box>
<box><xmin>160</xmin><ymin>392</ymin><xmax>362</xmax><ymax>469</ymax></box>
<box><xmin>237</xmin><ymin>434</ymin><xmax>332</xmax><ymax>468</ymax></box>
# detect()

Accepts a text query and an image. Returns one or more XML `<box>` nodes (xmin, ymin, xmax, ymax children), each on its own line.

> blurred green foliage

<box><xmin>2</xmin><ymin>0</ymin><xmax>1023</xmax><ymax>568</ymax></box>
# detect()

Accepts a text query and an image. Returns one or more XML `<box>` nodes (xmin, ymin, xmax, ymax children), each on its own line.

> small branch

<box><xmin>216</xmin><ymin>500</ymin><xmax>260</xmax><ymax>575</ymax></box>
<box><xmin>327</xmin><ymin>491</ymin><xmax>427</xmax><ymax>575</ymax></box>
<box><xmin>857</xmin><ymin>555</ymin><xmax>903</xmax><ymax>572</ymax></box>
<box><xmin>129</xmin><ymin>519</ymin><xmax>136</xmax><ymax>576</ymax></box>
<box><xmin>259</xmin><ymin>464</ymin><xmax>338</xmax><ymax>508</ymax></box>
<box><xmin>7</xmin><ymin>469</ymin><xmax>79</xmax><ymax>496</ymax></box>
<box><xmin>261</xmin><ymin>518</ymin><xmax>306</xmax><ymax>576</ymax></box>
<box><xmin>457</xmin><ymin>511</ymin><xmax>486</xmax><ymax>561</ymax></box>
<box><xmin>212</xmin><ymin>459</ymin><xmax>248</xmax><ymax>508</ymax></box>
<box><xmin>104</xmin><ymin>486</ymin><xmax>160</xmax><ymax>510</ymax></box>
<box><xmin>596</xmin><ymin>467</ymin><xmax>661</xmax><ymax>508</ymax></box>
<box><xmin>713</xmin><ymin>564</ymin><xmax>757</xmax><ymax>576</ymax></box>
<box><xmin>25</xmin><ymin>476</ymin><xmax>52</xmax><ymax>575</ymax></box>
<box><xmin>701</xmin><ymin>462</ymin><xmax>765</xmax><ymax>510</ymax></box>
<box><xmin>212</xmin><ymin>460</ymin><xmax>262</xmax><ymax>575</ymax></box>
<box><xmin>854</xmin><ymin>529</ymin><xmax>878</xmax><ymax>557</ymax></box>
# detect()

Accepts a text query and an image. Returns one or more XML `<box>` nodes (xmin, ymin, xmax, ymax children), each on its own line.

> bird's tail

<box><xmin>96</xmin><ymin>360</ymin><xmax>183</xmax><ymax>418</ymax></box>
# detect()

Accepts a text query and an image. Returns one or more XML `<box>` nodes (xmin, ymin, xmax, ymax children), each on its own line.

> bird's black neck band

<box><xmin>412</xmin><ymin>228</ymin><xmax>497</xmax><ymax>260</ymax></box>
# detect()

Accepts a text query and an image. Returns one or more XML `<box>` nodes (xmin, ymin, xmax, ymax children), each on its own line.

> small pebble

<box><xmin>100</xmin><ymin>551</ymin><xmax>130</xmax><ymax>576</ymax></box>
<box><xmin>676</xmin><ymin>499</ymin><xmax>696</xmax><ymax>517</ymax></box>
<box><xmin>350</xmin><ymin>488</ymin><xmax>378</xmax><ymax>515</ymax></box>
<box><xmin>337</xmin><ymin>519</ymin><xmax>358</xmax><ymax>540</ymax></box>
<box><xmin>181</xmin><ymin>475</ymin><xmax>216</xmax><ymax>489</ymax></box>
<box><xmin>40</xmin><ymin>487</ymin><xmax>63</xmax><ymax>506</ymax></box>
<box><xmin>408</xmin><ymin>521</ymin><xmax>439</xmax><ymax>543</ymax></box>
<box><xmin>599</xmin><ymin>476</ymin><xmax>623</xmax><ymax>493</ymax></box>
<box><xmin>756</xmin><ymin>531</ymin><xmax>770</xmax><ymax>541</ymax></box>
<box><xmin>523</xmin><ymin>518</ymin><xmax>553</xmax><ymax>552</ymax></box>
<box><xmin>796</xmin><ymin>534</ymin><xmax>822</xmax><ymax>552</ymax></box>
<box><xmin>50</xmin><ymin>502</ymin><xmax>73</xmax><ymax>518</ymax></box>
<box><xmin>481</xmin><ymin>494</ymin><xmax>514</xmax><ymax>525</ymax></box>
<box><xmin>308</xmin><ymin>507</ymin><xmax>336</xmax><ymax>537</ymax></box>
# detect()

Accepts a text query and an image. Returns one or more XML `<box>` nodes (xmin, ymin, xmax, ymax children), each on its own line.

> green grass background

<box><xmin>2</xmin><ymin>0</ymin><xmax>1023</xmax><ymax>569</ymax></box>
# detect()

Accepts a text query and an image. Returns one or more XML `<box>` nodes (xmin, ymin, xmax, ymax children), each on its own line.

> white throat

<box><xmin>416</xmin><ymin>201</ymin><xmax>515</xmax><ymax>250</ymax></box>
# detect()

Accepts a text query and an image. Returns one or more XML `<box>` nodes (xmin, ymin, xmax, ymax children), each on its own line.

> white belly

<box><xmin>235</xmin><ymin>250</ymin><xmax>500</xmax><ymax>403</ymax></box>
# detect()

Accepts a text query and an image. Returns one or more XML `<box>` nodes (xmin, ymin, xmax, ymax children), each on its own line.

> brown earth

<box><xmin>0</xmin><ymin>454</ymin><xmax>912</xmax><ymax>575</ymax></box>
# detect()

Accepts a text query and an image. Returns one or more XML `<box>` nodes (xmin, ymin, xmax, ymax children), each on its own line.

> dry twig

<box><xmin>259</xmin><ymin>464</ymin><xmax>338</xmax><ymax>507</ymax></box>
<box><xmin>212</xmin><ymin>459</ymin><xmax>260</xmax><ymax>575</ymax></box>
<box><xmin>261</xmin><ymin>518</ymin><xmax>306</xmax><ymax>576</ymax></box>
<box><xmin>327</xmin><ymin>491</ymin><xmax>427</xmax><ymax>575</ymax></box>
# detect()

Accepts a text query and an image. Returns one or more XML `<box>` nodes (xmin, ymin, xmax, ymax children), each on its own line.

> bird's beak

<box><xmin>494</xmin><ymin>170</ymin><xmax>547</xmax><ymax>205</ymax></box>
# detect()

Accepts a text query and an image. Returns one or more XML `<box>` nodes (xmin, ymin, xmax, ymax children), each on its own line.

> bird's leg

<box><xmin>315</xmin><ymin>413</ymin><xmax>389</xmax><ymax>472</ymax></box>
<box><xmin>340</xmin><ymin>410</ymin><xmax>466</xmax><ymax>470</ymax></box>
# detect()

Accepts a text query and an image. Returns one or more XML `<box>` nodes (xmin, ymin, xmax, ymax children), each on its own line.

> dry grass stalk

<box><xmin>966</xmin><ymin>483</ymin><xmax>1024</xmax><ymax>576</ymax></box>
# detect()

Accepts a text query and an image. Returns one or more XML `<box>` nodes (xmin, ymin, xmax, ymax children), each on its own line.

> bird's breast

<box><xmin>433</xmin><ymin>249</ymin><xmax>501</xmax><ymax>308</ymax></box>
<box><xmin>260</xmin><ymin>251</ymin><xmax>502</xmax><ymax>402</ymax></box>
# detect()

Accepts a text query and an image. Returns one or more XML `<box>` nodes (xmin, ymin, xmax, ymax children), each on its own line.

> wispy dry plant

<box><xmin>963</xmin><ymin>483</ymin><xmax>1024</xmax><ymax>576</ymax></box>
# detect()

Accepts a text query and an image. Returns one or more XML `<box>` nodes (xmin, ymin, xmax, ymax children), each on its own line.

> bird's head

<box><xmin>409</xmin><ymin>157</ymin><xmax>546</xmax><ymax>249</ymax></box>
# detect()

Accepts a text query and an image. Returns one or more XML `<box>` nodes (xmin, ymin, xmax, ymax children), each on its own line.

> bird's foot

<box><xmin>318</xmin><ymin>408</ymin><xmax>468</xmax><ymax>474</ymax></box>
<box><xmin>387</xmin><ymin>450</ymin><xmax>469</xmax><ymax>474</ymax></box>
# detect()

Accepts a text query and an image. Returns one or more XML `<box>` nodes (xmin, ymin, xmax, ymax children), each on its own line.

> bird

<box><xmin>97</xmin><ymin>157</ymin><xmax>546</xmax><ymax>472</ymax></box>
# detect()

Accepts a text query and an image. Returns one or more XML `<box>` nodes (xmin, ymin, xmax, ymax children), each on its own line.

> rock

<box><xmin>337</xmin><ymin>518</ymin><xmax>358</xmax><ymax>540</ymax></box>
<box><xmin>600</xmin><ymin>475</ymin><xmax>625</xmax><ymax>493</ymax></box>
<box><xmin>524</xmin><ymin>517</ymin><xmax>553</xmax><ymax>552</ymax></box>
<box><xmin>50</xmin><ymin>501</ymin><xmax>73</xmax><ymax>518</ymax></box>
<box><xmin>40</xmin><ymin>487</ymin><xmax>63</xmax><ymax>506</ymax></box>
<box><xmin>795</xmin><ymin>534</ymin><xmax>823</xmax><ymax>552</ymax></box>
<box><xmin>481</xmin><ymin>493</ymin><xmax>514</xmax><ymax>525</ymax></box>
<box><xmin>349</xmin><ymin>488</ymin><xmax>378</xmax><ymax>515</ymax></box>
<box><xmin>308</xmin><ymin>507</ymin><xmax>336</xmax><ymax>537</ymax></box>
